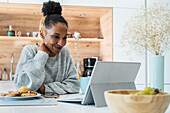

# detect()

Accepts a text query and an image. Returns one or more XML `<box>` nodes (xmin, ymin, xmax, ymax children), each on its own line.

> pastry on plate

<box><xmin>5</xmin><ymin>94</ymin><xmax>16</xmax><ymax>97</ymax></box>
<box><xmin>17</xmin><ymin>86</ymin><xmax>29</xmax><ymax>93</ymax></box>
<box><xmin>21</xmin><ymin>93</ymin><xmax>35</xmax><ymax>97</ymax></box>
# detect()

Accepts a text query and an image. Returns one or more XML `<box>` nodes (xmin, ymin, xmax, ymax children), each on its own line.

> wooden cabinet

<box><xmin>63</xmin><ymin>0</ymin><xmax>113</xmax><ymax>7</ymax></box>
<box><xmin>113</xmin><ymin>0</ymin><xmax>145</xmax><ymax>8</ymax></box>
<box><xmin>8</xmin><ymin>0</ymin><xmax>62</xmax><ymax>5</ymax></box>
<box><xmin>0</xmin><ymin>4</ymin><xmax>113</xmax><ymax>77</ymax></box>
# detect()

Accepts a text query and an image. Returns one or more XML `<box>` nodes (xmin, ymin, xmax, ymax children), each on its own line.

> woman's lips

<box><xmin>54</xmin><ymin>45</ymin><xmax>62</xmax><ymax>51</ymax></box>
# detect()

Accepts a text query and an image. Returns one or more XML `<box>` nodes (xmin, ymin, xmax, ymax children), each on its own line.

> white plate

<box><xmin>2</xmin><ymin>93</ymin><xmax>42</xmax><ymax>100</ymax></box>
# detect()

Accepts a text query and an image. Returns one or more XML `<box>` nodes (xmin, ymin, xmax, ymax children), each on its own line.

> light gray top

<box><xmin>14</xmin><ymin>45</ymin><xmax>80</xmax><ymax>95</ymax></box>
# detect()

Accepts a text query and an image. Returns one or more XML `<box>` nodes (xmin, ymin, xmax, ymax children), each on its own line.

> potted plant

<box><xmin>121</xmin><ymin>1</ymin><xmax>170</xmax><ymax>91</ymax></box>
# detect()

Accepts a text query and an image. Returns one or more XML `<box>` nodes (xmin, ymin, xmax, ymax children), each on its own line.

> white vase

<box><xmin>149</xmin><ymin>55</ymin><xmax>164</xmax><ymax>91</ymax></box>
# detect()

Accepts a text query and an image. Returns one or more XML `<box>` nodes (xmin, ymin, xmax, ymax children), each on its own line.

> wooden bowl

<box><xmin>104</xmin><ymin>90</ymin><xmax>170</xmax><ymax>113</ymax></box>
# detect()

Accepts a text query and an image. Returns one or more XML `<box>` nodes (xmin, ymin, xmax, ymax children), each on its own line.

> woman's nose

<box><xmin>57</xmin><ymin>39</ymin><xmax>64</xmax><ymax>46</ymax></box>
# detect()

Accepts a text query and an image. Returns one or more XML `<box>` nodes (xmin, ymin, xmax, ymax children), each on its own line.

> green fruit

<box><xmin>134</xmin><ymin>93</ymin><xmax>139</xmax><ymax>95</ymax></box>
<box><xmin>144</xmin><ymin>87</ymin><xmax>153</xmax><ymax>94</ymax></box>
<box><xmin>130</xmin><ymin>93</ymin><xmax>135</xmax><ymax>95</ymax></box>
<box><xmin>150</xmin><ymin>91</ymin><xmax>156</xmax><ymax>95</ymax></box>
<box><xmin>137</xmin><ymin>91</ymin><xmax>146</xmax><ymax>95</ymax></box>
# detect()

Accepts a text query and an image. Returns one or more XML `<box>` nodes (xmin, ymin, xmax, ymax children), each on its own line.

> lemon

<box><xmin>137</xmin><ymin>91</ymin><xmax>146</xmax><ymax>95</ymax></box>
<box><xmin>144</xmin><ymin>87</ymin><xmax>153</xmax><ymax>94</ymax></box>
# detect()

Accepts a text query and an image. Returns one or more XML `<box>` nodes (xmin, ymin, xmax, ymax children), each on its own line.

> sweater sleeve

<box><xmin>44</xmin><ymin>47</ymin><xmax>80</xmax><ymax>95</ymax></box>
<box><xmin>14</xmin><ymin>45</ymin><xmax>49</xmax><ymax>91</ymax></box>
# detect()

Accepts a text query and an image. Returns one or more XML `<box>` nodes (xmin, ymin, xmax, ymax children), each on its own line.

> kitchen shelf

<box><xmin>0</xmin><ymin>36</ymin><xmax>42</xmax><ymax>41</ymax></box>
<box><xmin>0</xmin><ymin>36</ymin><xmax>103</xmax><ymax>42</ymax></box>
<box><xmin>67</xmin><ymin>38</ymin><xmax>103</xmax><ymax>42</ymax></box>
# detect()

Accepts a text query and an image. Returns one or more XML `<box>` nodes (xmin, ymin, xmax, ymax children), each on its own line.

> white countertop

<box><xmin>0</xmin><ymin>102</ymin><xmax>111</xmax><ymax>113</ymax></box>
<box><xmin>0</xmin><ymin>93</ymin><xmax>170</xmax><ymax>113</ymax></box>
<box><xmin>0</xmin><ymin>101</ymin><xmax>170</xmax><ymax>113</ymax></box>
<box><xmin>0</xmin><ymin>82</ymin><xmax>170</xmax><ymax>113</ymax></box>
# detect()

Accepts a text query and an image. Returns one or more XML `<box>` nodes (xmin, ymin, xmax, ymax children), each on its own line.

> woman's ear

<box><xmin>40</xmin><ymin>30</ymin><xmax>44</xmax><ymax>39</ymax></box>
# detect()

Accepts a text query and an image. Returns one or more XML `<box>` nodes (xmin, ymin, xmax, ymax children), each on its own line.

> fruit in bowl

<box><xmin>104</xmin><ymin>87</ymin><xmax>170</xmax><ymax>113</ymax></box>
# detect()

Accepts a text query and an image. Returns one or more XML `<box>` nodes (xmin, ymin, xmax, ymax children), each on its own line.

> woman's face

<box><xmin>43</xmin><ymin>22</ymin><xmax>68</xmax><ymax>56</ymax></box>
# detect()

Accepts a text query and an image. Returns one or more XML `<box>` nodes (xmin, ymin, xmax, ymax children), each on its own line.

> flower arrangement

<box><xmin>121</xmin><ymin>1</ymin><xmax>170</xmax><ymax>55</ymax></box>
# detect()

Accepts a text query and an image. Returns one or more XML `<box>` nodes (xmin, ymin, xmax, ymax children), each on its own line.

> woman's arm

<box><xmin>14</xmin><ymin>45</ymin><xmax>49</xmax><ymax>91</ymax></box>
<box><xmin>44</xmin><ymin>61</ymin><xmax>80</xmax><ymax>95</ymax></box>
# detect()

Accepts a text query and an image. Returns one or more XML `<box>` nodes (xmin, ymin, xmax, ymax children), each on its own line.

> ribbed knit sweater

<box><xmin>14</xmin><ymin>45</ymin><xmax>80</xmax><ymax>95</ymax></box>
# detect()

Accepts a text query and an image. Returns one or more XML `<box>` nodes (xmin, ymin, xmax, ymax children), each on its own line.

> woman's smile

<box><xmin>53</xmin><ymin>45</ymin><xmax>62</xmax><ymax>51</ymax></box>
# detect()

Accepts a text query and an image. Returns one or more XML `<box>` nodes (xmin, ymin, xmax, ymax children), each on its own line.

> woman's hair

<box><xmin>40</xmin><ymin>1</ymin><xmax>68</xmax><ymax>30</ymax></box>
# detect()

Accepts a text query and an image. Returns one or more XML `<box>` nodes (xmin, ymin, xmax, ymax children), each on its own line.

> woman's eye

<box><xmin>63</xmin><ymin>36</ymin><xmax>68</xmax><ymax>39</ymax></box>
<box><xmin>52</xmin><ymin>36</ymin><xmax>59</xmax><ymax>39</ymax></box>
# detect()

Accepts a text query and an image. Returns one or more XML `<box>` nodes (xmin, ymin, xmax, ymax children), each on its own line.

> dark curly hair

<box><xmin>41</xmin><ymin>0</ymin><xmax>68</xmax><ymax>29</ymax></box>
<box><xmin>42</xmin><ymin>0</ymin><xmax>62</xmax><ymax>16</ymax></box>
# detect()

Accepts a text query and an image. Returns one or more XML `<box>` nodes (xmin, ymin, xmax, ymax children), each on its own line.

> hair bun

<box><xmin>42</xmin><ymin>1</ymin><xmax>62</xmax><ymax>16</ymax></box>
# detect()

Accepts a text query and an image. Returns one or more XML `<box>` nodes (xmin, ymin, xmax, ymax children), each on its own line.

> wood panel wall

<box><xmin>0</xmin><ymin>14</ymin><xmax>41</xmax><ymax>36</ymax></box>
<box><xmin>0</xmin><ymin>4</ymin><xmax>113</xmax><ymax>80</ymax></box>
<box><xmin>100</xmin><ymin>9</ymin><xmax>113</xmax><ymax>61</ymax></box>
<box><xmin>0</xmin><ymin>14</ymin><xmax>101</xmax><ymax>38</ymax></box>
<box><xmin>0</xmin><ymin>37</ymin><xmax>100</xmax><ymax>79</ymax></box>
<box><xmin>0</xmin><ymin>3</ymin><xmax>106</xmax><ymax>38</ymax></box>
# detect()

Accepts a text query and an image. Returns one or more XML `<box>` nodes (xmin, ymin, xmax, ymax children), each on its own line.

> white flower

<box><xmin>121</xmin><ymin>0</ymin><xmax>170</xmax><ymax>55</ymax></box>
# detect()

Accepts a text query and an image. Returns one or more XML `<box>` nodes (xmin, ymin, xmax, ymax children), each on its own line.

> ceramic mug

<box><xmin>80</xmin><ymin>76</ymin><xmax>90</xmax><ymax>94</ymax></box>
<box><xmin>32</xmin><ymin>32</ymin><xmax>39</xmax><ymax>37</ymax></box>
<box><xmin>73</xmin><ymin>32</ymin><xmax>80</xmax><ymax>39</ymax></box>
<box><xmin>26</xmin><ymin>32</ymin><xmax>31</xmax><ymax>37</ymax></box>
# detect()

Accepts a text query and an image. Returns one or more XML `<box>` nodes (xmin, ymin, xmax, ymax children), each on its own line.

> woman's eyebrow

<box><xmin>54</xmin><ymin>33</ymin><xmax>60</xmax><ymax>35</ymax></box>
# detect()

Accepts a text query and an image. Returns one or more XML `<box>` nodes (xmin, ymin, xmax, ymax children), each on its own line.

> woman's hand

<box><xmin>37</xmin><ymin>43</ymin><xmax>51</xmax><ymax>55</ymax></box>
<box><xmin>39</xmin><ymin>84</ymin><xmax>45</xmax><ymax>95</ymax></box>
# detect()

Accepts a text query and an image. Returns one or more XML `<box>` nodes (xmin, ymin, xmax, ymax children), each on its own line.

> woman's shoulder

<box><xmin>22</xmin><ymin>45</ymin><xmax>38</xmax><ymax>56</ymax></box>
<box><xmin>60</xmin><ymin>46</ymin><xmax>70</xmax><ymax>55</ymax></box>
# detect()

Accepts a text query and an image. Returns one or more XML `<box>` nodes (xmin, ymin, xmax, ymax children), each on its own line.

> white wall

<box><xmin>63</xmin><ymin>0</ymin><xmax>113</xmax><ymax>7</ymax></box>
<box><xmin>0</xmin><ymin>0</ymin><xmax>7</xmax><ymax>3</ymax></box>
<box><xmin>113</xmin><ymin>8</ymin><xmax>146</xmax><ymax>86</ymax></box>
<box><xmin>147</xmin><ymin>0</ymin><xmax>170</xmax><ymax>9</ymax></box>
<box><xmin>112</xmin><ymin>0</ymin><xmax>170</xmax><ymax>91</ymax></box>
<box><xmin>7</xmin><ymin>0</ymin><xmax>62</xmax><ymax>4</ymax></box>
<box><xmin>113</xmin><ymin>0</ymin><xmax>145</xmax><ymax>8</ymax></box>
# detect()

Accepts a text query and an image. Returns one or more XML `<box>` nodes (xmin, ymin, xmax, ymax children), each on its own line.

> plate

<box><xmin>2</xmin><ymin>93</ymin><xmax>42</xmax><ymax>100</ymax></box>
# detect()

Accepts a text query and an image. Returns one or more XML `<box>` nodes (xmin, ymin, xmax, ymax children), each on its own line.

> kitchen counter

<box><xmin>0</xmin><ymin>82</ymin><xmax>170</xmax><ymax>113</ymax></box>
<box><xmin>0</xmin><ymin>102</ymin><xmax>111</xmax><ymax>113</ymax></box>
<box><xmin>0</xmin><ymin>100</ymin><xmax>170</xmax><ymax>113</ymax></box>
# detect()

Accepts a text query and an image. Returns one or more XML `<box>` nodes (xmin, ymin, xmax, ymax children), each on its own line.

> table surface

<box><xmin>0</xmin><ymin>82</ymin><xmax>170</xmax><ymax>113</ymax></box>
<box><xmin>0</xmin><ymin>101</ymin><xmax>170</xmax><ymax>113</ymax></box>
<box><xmin>0</xmin><ymin>94</ymin><xmax>170</xmax><ymax>113</ymax></box>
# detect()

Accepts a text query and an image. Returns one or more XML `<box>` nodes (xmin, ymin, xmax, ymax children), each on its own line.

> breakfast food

<box><xmin>130</xmin><ymin>87</ymin><xmax>162</xmax><ymax>95</ymax></box>
<box><xmin>30</xmin><ymin>91</ymin><xmax>38</xmax><ymax>95</ymax></box>
<box><xmin>10</xmin><ymin>91</ymin><xmax>22</xmax><ymax>96</ymax></box>
<box><xmin>5</xmin><ymin>94</ymin><xmax>16</xmax><ymax>97</ymax></box>
<box><xmin>1</xmin><ymin>93</ymin><xmax>7</xmax><ymax>96</ymax></box>
<box><xmin>21</xmin><ymin>93</ymin><xmax>35</xmax><ymax>97</ymax></box>
<box><xmin>17</xmin><ymin>86</ymin><xmax>29</xmax><ymax>93</ymax></box>
<box><xmin>0</xmin><ymin>86</ymin><xmax>38</xmax><ymax>97</ymax></box>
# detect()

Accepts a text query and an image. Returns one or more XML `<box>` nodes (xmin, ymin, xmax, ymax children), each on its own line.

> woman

<box><xmin>14</xmin><ymin>1</ymin><xmax>80</xmax><ymax>95</ymax></box>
